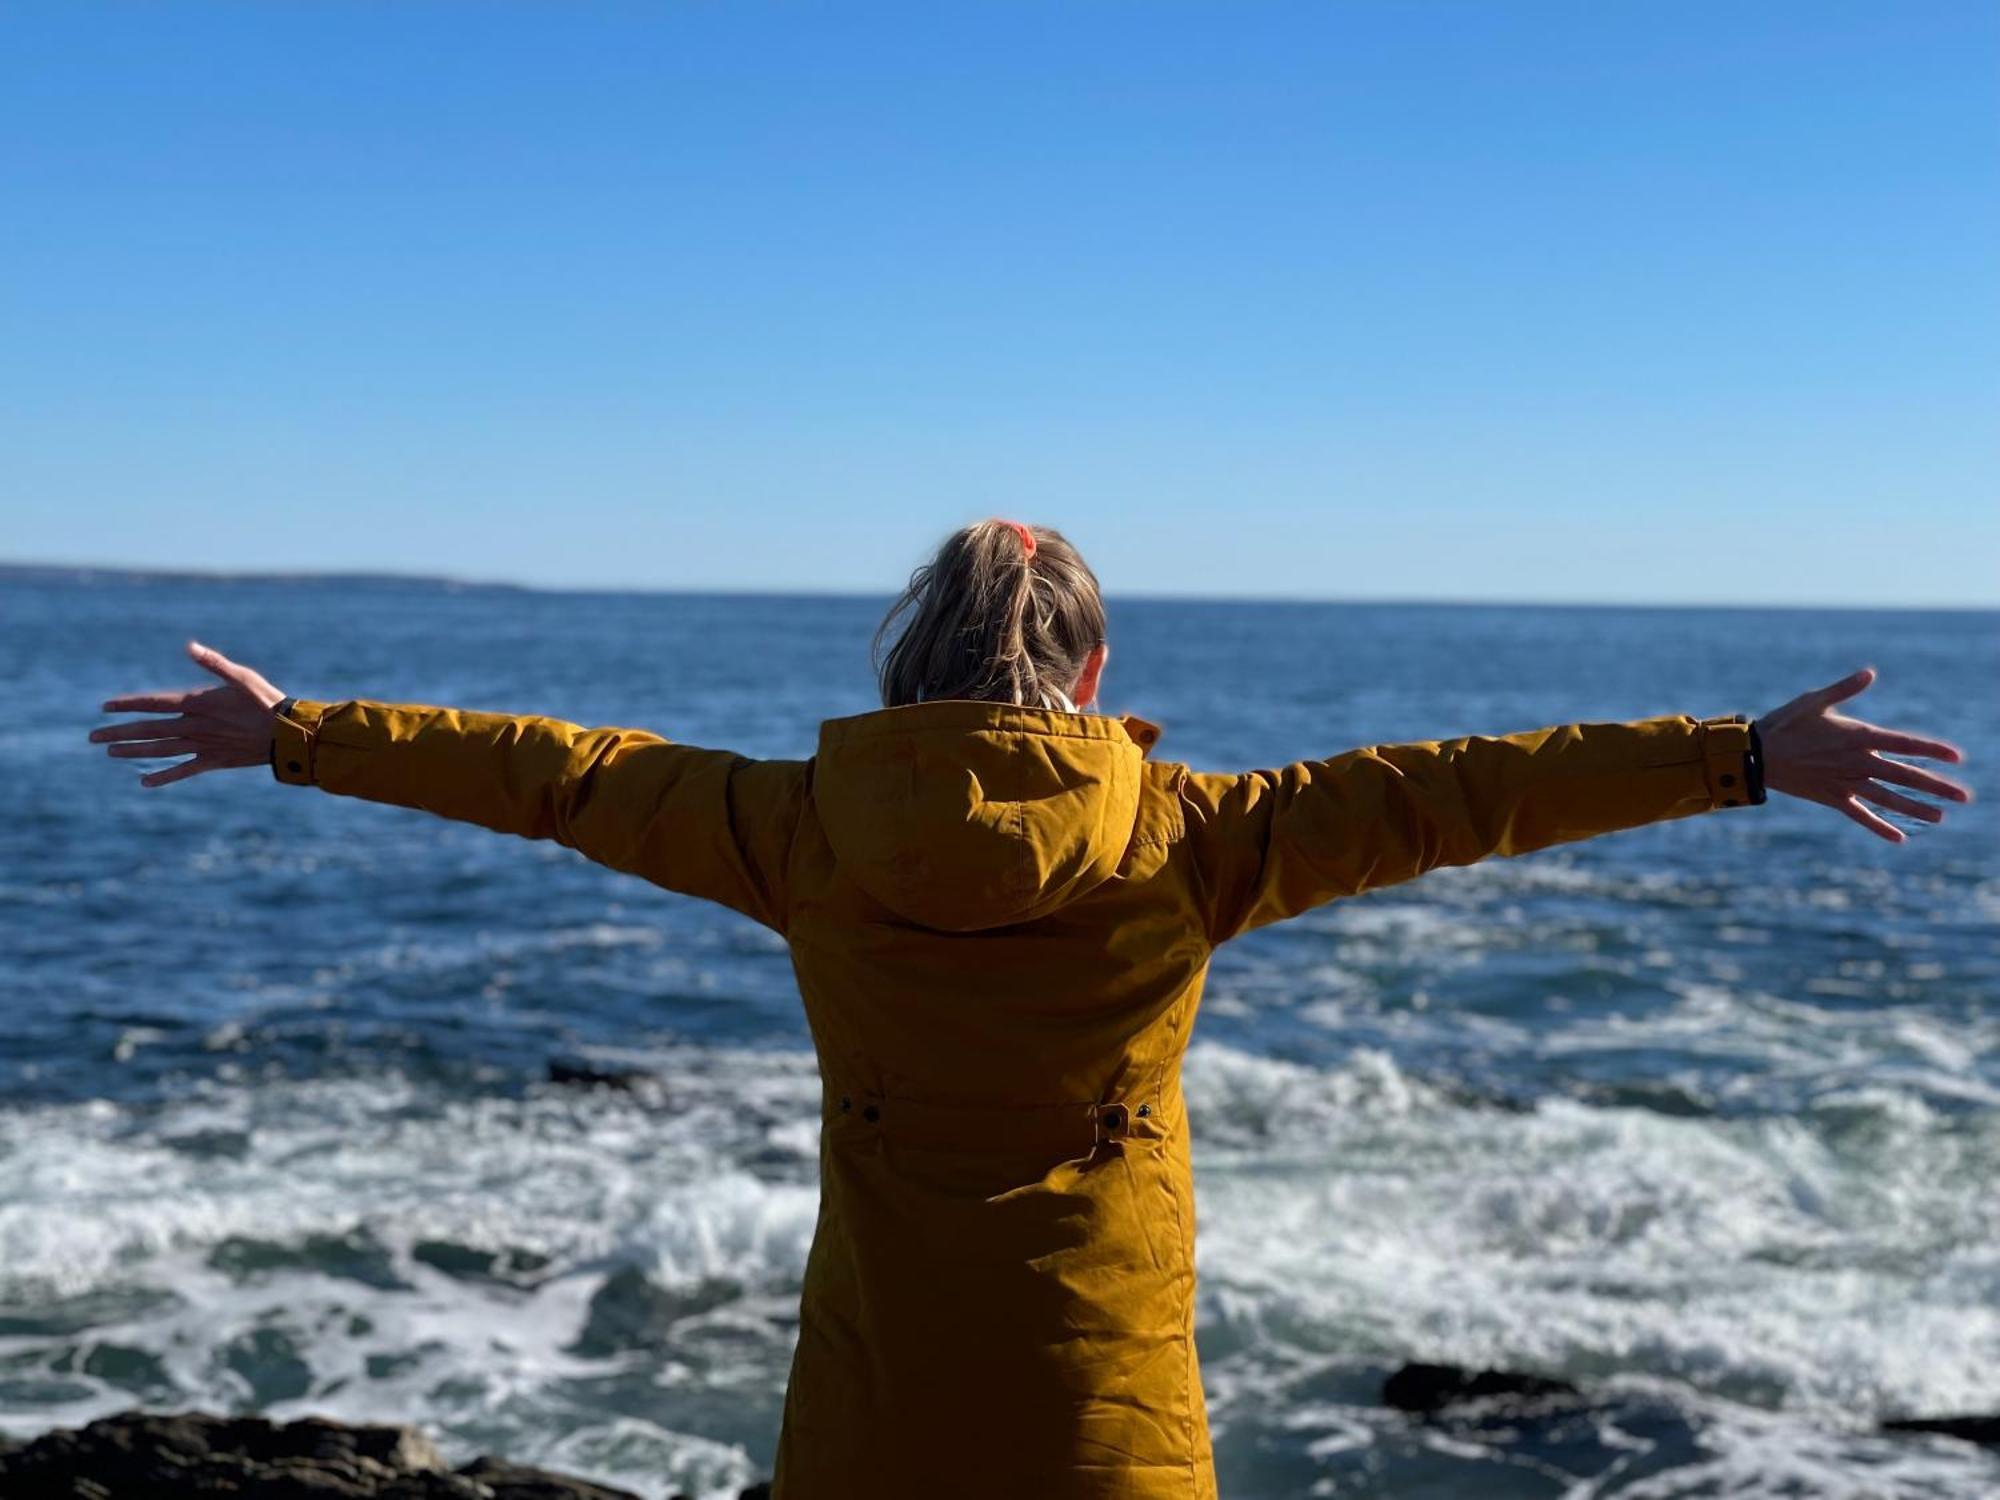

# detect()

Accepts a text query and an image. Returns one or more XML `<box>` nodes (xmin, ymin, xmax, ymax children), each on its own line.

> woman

<box><xmin>91</xmin><ymin>520</ymin><xmax>1971</xmax><ymax>1499</ymax></box>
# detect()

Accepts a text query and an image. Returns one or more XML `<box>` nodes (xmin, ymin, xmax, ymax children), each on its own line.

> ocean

<box><xmin>2</xmin><ymin>574</ymin><xmax>1996</xmax><ymax>1498</ymax></box>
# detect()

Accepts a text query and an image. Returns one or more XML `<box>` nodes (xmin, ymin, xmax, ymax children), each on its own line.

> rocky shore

<box><xmin>1377</xmin><ymin>1363</ymin><xmax>2000</xmax><ymax>1453</ymax></box>
<box><xmin>5</xmin><ymin>1369</ymin><xmax>1994</xmax><ymax>1497</ymax></box>
<box><xmin>0</xmin><ymin>1411</ymin><xmax>773</xmax><ymax>1499</ymax></box>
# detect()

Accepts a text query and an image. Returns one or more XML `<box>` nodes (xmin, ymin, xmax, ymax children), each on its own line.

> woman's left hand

<box><xmin>90</xmin><ymin>640</ymin><xmax>287</xmax><ymax>788</ymax></box>
<box><xmin>1756</xmin><ymin>667</ymin><xmax>1973</xmax><ymax>842</ymax></box>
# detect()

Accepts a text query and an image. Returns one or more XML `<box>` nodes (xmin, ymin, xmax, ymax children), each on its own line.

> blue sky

<box><xmin>3</xmin><ymin>3</ymin><xmax>1994</xmax><ymax>606</ymax></box>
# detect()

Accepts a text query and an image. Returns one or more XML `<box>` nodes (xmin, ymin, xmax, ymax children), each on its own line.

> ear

<box><xmin>1072</xmin><ymin>641</ymin><xmax>1109</xmax><ymax>708</ymax></box>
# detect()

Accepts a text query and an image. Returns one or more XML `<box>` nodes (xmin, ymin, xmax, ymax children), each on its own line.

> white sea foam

<box><xmin>3</xmin><ymin>1037</ymin><xmax>1997</xmax><ymax>1495</ymax></box>
<box><xmin>0</xmin><ymin>1051</ymin><xmax>826</xmax><ymax>1497</ymax></box>
<box><xmin>1185</xmin><ymin>1038</ymin><xmax>2000</xmax><ymax>1494</ymax></box>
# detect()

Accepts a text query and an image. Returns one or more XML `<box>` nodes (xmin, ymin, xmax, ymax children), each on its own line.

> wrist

<box><xmin>267</xmin><ymin>696</ymin><xmax>298</xmax><ymax>770</ymax></box>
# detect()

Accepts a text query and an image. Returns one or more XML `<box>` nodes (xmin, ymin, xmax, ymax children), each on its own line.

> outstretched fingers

<box><xmin>1854</xmin><ymin>783</ymin><xmax>1946</xmax><ymax>825</ymax></box>
<box><xmin>95</xmin><ymin>645</ymin><xmax>284</xmax><ymax>791</ymax></box>
<box><xmin>91</xmin><ymin>715</ymin><xmax>197</xmax><ymax>743</ymax></box>
<box><xmin>1860</xmin><ymin>724</ymin><xmax>1966</xmax><ymax>764</ymax></box>
<box><xmin>1866</xmin><ymin>753</ymin><xmax>1975</xmax><ymax>804</ymax></box>
<box><xmin>1838</xmin><ymin>795</ymin><xmax>1906</xmax><ymax>843</ymax></box>
<box><xmin>1763</xmin><ymin>666</ymin><xmax>1875</xmax><ymax>729</ymax></box>
<box><xmin>1812</xmin><ymin>666</ymin><xmax>1877</xmax><ymax>709</ymax></box>
<box><xmin>137</xmin><ymin>756</ymin><xmax>221</xmax><ymax>789</ymax></box>
<box><xmin>1758</xmin><ymin>667</ymin><xmax>1975</xmax><ymax>842</ymax></box>
<box><xmin>102</xmin><ymin>691</ymin><xmax>205</xmax><ymax>715</ymax></box>
<box><xmin>189</xmin><ymin>640</ymin><xmax>242</xmax><ymax>680</ymax></box>
<box><xmin>135</xmin><ymin>747</ymin><xmax>264</xmax><ymax>788</ymax></box>
<box><xmin>106</xmin><ymin>737</ymin><xmax>209</xmax><ymax>760</ymax></box>
<box><xmin>187</xmin><ymin>640</ymin><xmax>276</xmax><ymax>700</ymax></box>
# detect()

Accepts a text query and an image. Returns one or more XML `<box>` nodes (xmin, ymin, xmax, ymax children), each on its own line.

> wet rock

<box><xmin>209</xmin><ymin>1228</ymin><xmax>411</xmax><ymax>1292</ymax></box>
<box><xmin>412</xmin><ymin>1240</ymin><xmax>552</xmax><ymax>1289</ymax></box>
<box><xmin>0</xmin><ymin>1412</ymin><xmax>452</xmax><ymax>1496</ymax></box>
<box><xmin>218</xmin><ymin>1326</ymin><xmax>315</xmax><ymax>1405</ymax></box>
<box><xmin>160</xmin><ymin>1128</ymin><xmax>253</xmax><ymax>1159</ymax></box>
<box><xmin>0</xmin><ymin>1288</ymin><xmax>179</xmax><ymax>1339</ymax></box>
<box><xmin>568</xmin><ymin>1266</ymin><xmax>740</xmax><ymax>1358</ymax></box>
<box><xmin>77</xmin><ymin>1344</ymin><xmax>175</xmax><ymax>1399</ymax></box>
<box><xmin>1881</xmin><ymin>1414</ymin><xmax>2000</xmax><ymax>1448</ymax></box>
<box><xmin>1382</xmin><ymin>1361</ymin><xmax>1583</xmax><ymax>1414</ymax></box>
<box><xmin>455</xmin><ymin>1456</ymin><xmax>649</xmax><ymax>1498</ymax></box>
<box><xmin>0</xmin><ymin>1411</ymin><xmax>684</xmax><ymax>1498</ymax></box>
<box><xmin>546</xmin><ymin>1060</ymin><xmax>650</xmax><ymax>1092</ymax></box>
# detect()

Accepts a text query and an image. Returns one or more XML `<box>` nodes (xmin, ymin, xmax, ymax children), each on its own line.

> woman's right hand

<box><xmin>1755</xmin><ymin>666</ymin><xmax>1972</xmax><ymax>841</ymax></box>
<box><xmin>90</xmin><ymin>640</ymin><xmax>288</xmax><ymax>788</ymax></box>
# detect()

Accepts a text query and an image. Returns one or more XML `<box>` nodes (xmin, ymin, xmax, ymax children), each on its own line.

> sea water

<box><xmin>2</xmin><ymin>575</ymin><xmax>1995</xmax><ymax>1498</ymax></box>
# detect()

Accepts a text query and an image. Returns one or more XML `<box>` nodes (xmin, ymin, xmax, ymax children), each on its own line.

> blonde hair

<box><xmin>873</xmin><ymin>521</ymin><xmax>1108</xmax><ymax>710</ymax></box>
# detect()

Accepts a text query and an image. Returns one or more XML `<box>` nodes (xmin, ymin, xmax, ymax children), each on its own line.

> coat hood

<box><xmin>813</xmin><ymin>700</ymin><xmax>1163</xmax><ymax>933</ymax></box>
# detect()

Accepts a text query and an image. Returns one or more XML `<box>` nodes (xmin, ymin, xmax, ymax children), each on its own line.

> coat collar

<box><xmin>818</xmin><ymin>700</ymin><xmax>1163</xmax><ymax>760</ymax></box>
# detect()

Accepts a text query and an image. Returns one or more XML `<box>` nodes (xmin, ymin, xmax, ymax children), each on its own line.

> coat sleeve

<box><xmin>1178</xmin><ymin>713</ymin><xmax>1761</xmax><ymax>944</ymax></box>
<box><xmin>269</xmin><ymin>698</ymin><xmax>808</xmax><ymax>933</ymax></box>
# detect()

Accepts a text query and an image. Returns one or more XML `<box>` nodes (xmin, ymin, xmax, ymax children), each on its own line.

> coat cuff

<box><xmin>270</xmin><ymin>699</ymin><xmax>330</xmax><ymax>785</ymax></box>
<box><xmin>1695</xmin><ymin>714</ymin><xmax>1762</xmax><ymax>808</ymax></box>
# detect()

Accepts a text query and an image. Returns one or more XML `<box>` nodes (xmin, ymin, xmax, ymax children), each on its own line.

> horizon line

<box><xmin>3</xmin><ymin>557</ymin><xmax>1995</xmax><ymax>616</ymax></box>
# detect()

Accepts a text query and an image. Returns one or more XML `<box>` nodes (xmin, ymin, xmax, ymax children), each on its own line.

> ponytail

<box><xmin>873</xmin><ymin>521</ymin><xmax>1107</xmax><ymax>710</ymax></box>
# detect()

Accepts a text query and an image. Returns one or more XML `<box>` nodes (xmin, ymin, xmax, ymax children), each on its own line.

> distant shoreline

<box><xmin>0</xmin><ymin>561</ymin><xmax>528</xmax><ymax>593</ymax></box>
<box><xmin>1</xmin><ymin>560</ymin><xmax>1993</xmax><ymax>614</ymax></box>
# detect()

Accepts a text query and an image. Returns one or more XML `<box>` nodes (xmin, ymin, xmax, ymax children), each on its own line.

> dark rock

<box><xmin>1382</xmin><ymin>1361</ymin><xmax>1583</xmax><ymax>1415</ymax></box>
<box><xmin>1881</xmin><ymin>1414</ymin><xmax>2000</xmax><ymax>1448</ymax></box>
<box><xmin>546</xmin><ymin>1061</ymin><xmax>650</xmax><ymax>1092</ymax></box>
<box><xmin>219</xmin><ymin>1325</ymin><xmax>316</xmax><ymax>1405</ymax></box>
<box><xmin>79</xmin><ymin>1344</ymin><xmax>176</xmax><ymax>1399</ymax></box>
<box><xmin>160</xmin><ymin>1128</ymin><xmax>254</xmax><ymax>1159</ymax></box>
<box><xmin>210</xmin><ymin>1229</ymin><xmax>410</xmax><ymax>1291</ymax></box>
<box><xmin>0</xmin><ymin>1288</ymin><xmax>179</xmax><ymax>1339</ymax></box>
<box><xmin>569</xmin><ymin>1266</ymin><xmax>741</xmax><ymax>1357</ymax></box>
<box><xmin>412</xmin><ymin>1240</ymin><xmax>552</xmax><ymax>1289</ymax></box>
<box><xmin>0</xmin><ymin>1411</ymin><xmax>446</xmax><ymax>1496</ymax></box>
<box><xmin>456</xmin><ymin>1455</ymin><xmax>647</xmax><ymax>1498</ymax></box>
<box><xmin>0</xmin><ymin>1410</ymin><xmax>682</xmax><ymax>1498</ymax></box>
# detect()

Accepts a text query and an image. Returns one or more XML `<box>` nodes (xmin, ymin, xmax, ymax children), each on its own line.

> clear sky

<box><xmin>3</xmin><ymin>3</ymin><xmax>1995</xmax><ymax>606</ymax></box>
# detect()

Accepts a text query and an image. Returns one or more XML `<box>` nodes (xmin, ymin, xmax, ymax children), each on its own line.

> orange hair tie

<box><xmin>997</xmin><ymin>519</ymin><xmax>1036</xmax><ymax>560</ymax></box>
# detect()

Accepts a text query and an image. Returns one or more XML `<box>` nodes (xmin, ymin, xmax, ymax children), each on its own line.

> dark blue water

<box><xmin>3</xmin><ymin>575</ymin><xmax>1995</xmax><ymax>1498</ymax></box>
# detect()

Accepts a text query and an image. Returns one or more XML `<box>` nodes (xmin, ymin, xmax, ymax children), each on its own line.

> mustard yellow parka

<box><xmin>271</xmin><ymin>697</ymin><xmax>1760</xmax><ymax>1498</ymax></box>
